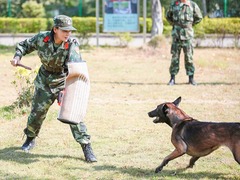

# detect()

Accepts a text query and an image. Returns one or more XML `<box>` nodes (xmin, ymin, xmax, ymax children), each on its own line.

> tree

<box><xmin>22</xmin><ymin>1</ymin><xmax>45</xmax><ymax>17</ymax></box>
<box><xmin>151</xmin><ymin>0</ymin><xmax>163</xmax><ymax>37</ymax></box>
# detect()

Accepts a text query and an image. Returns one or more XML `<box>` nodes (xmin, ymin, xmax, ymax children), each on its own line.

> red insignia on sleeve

<box><xmin>43</xmin><ymin>36</ymin><xmax>50</xmax><ymax>43</ymax></box>
<box><xmin>175</xmin><ymin>1</ymin><xmax>179</xmax><ymax>5</ymax></box>
<box><xmin>64</xmin><ymin>42</ymin><xmax>69</xmax><ymax>50</ymax></box>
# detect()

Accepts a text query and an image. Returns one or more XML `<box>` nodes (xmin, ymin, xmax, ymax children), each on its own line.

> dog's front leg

<box><xmin>155</xmin><ymin>149</ymin><xmax>185</xmax><ymax>173</ymax></box>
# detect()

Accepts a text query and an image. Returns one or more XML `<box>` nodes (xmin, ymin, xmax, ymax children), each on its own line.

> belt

<box><xmin>42</xmin><ymin>65</ymin><xmax>64</xmax><ymax>74</ymax></box>
<box><xmin>174</xmin><ymin>23</ymin><xmax>192</xmax><ymax>28</ymax></box>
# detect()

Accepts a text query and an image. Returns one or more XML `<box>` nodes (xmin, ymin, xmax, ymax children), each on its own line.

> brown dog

<box><xmin>148</xmin><ymin>97</ymin><xmax>240</xmax><ymax>173</ymax></box>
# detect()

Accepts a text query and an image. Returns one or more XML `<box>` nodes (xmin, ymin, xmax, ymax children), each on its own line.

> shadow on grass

<box><xmin>0</xmin><ymin>146</ymin><xmax>83</xmax><ymax>164</ymax></box>
<box><xmin>0</xmin><ymin>147</ymin><xmax>229</xmax><ymax>179</ymax></box>
<box><xmin>92</xmin><ymin>81</ymin><xmax>239</xmax><ymax>86</ymax></box>
<box><xmin>92</xmin><ymin>165</ymin><xmax>226</xmax><ymax>179</ymax></box>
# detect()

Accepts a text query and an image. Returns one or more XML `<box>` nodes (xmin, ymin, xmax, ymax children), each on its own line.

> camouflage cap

<box><xmin>53</xmin><ymin>15</ymin><xmax>76</xmax><ymax>31</ymax></box>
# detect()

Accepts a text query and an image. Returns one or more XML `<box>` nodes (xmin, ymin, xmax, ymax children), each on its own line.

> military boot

<box><xmin>189</xmin><ymin>75</ymin><xmax>197</xmax><ymax>85</ymax></box>
<box><xmin>22</xmin><ymin>136</ymin><xmax>35</xmax><ymax>152</ymax></box>
<box><xmin>81</xmin><ymin>143</ymin><xmax>97</xmax><ymax>162</ymax></box>
<box><xmin>168</xmin><ymin>75</ymin><xmax>175</xmax><ymax>85</ymax></box>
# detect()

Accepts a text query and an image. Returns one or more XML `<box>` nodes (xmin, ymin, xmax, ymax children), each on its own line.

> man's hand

<box><xmin>10</xmin><ymin>57</ymin><xmax>20</xmax><ymax>67</ymax></box>
<box><xmin>10</xmin><ymin>57</ymin><xmax>32</xmax><ymax>70</ymax></box>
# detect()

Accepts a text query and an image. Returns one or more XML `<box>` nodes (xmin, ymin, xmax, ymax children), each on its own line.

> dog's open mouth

<box><xmin>153</xmin><ymin>117</ymin><xmax>160</xmax><ymax>123</ymax></box>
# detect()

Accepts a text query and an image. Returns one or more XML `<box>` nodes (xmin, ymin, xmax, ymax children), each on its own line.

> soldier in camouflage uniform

<box><xmin>10</xmin><ymin>15</ymin><xmax>97</xmax><ymax>162</ymax></box>
<box><xmin>166</xmin><ymin>0</ymin><xmax>202</xmax><ymax>85</ymax></box>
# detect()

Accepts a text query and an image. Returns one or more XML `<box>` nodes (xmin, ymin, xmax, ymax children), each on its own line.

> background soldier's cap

<box><xmin>53</xmin><ymin>15</ymin><xmax>76</xmax><ymax>31</ymax></box>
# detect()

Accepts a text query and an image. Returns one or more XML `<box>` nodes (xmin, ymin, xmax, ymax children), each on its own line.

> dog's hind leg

<box><xmin>232</xmin><ymin>143</ymin><xmax>240</xmax><ymax>165</ymax></box>
<box><xmin>155</xmin><ymin>149</ymin><xmax>185</xmax><ymax>173</ymax></box>
<box><xmin>186</xmin><ymin>156</ymin><xmax>200</xmax><ymax>168</ymax></box>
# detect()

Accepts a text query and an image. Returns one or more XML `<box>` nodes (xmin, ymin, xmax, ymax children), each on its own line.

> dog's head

<box><xmin>148</xmin><ymin>97</ymin><xmax>181</xmax><ymax>124</ymax></box>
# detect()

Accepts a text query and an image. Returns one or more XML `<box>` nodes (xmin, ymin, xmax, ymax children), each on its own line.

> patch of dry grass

<box><xmin>0</xmin><ymin>46</ymin><xmax>240</xmax><ymax>179</ymax></box>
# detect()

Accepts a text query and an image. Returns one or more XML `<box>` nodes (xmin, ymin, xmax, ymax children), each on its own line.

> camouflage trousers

<box><xmin>25</xmin><ymin>84</ymin><xmax>91</xmax><ymax>145</ymax></box>
<box><xmin>169</xmin><ymin>38</ymin><xmax>195</xmax><ymax>76</ymax></box>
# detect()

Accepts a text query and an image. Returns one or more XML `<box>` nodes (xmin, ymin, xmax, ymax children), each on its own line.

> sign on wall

<box><xmin>103</xmin><ymin>0</ymin><xmax>139</xmax><ymax>32</ymax></box>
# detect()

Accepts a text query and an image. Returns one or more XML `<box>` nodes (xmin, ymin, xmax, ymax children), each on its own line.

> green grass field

<box><xmin>0</xmin><ymin>45</ymin><xmax>240</xmax><ymax>179</ymax></box>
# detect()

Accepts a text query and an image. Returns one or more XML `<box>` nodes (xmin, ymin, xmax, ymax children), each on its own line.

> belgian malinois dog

<box><xmin>148</xmin><ymin>97</ymin><xmax>240</xmax><ymax>173</ymax></box>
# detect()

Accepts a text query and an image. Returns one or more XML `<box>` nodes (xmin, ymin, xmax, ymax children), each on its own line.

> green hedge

<box><xmin>72</xmin><ymin>17</ymin><xmax>96</xmax><ymax>33</ymax></box>
<box><xmin>0</xmin><ymin>17</ymin><xmax>239</xmax><ymax>36</ymax></box>
<box><xmin>0</xmin><ymin>18</ymin><xmax>47</xmax><ymax>33</ymax></box>
<box><xmin>201</xmin><ymin>17</ymin><xmax>240</xmax><ymax>35</ymax></box>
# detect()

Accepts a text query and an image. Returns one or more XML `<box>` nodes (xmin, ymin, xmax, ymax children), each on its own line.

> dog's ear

<box><xmin>173</xmin><ymin>97</ymin><xmax>181</xmax><ymax>106</ymax></box>
<box><xmin>162</xmin><ymin>104</ymin><xmax>169</xmax><ymax>115</ymax></box>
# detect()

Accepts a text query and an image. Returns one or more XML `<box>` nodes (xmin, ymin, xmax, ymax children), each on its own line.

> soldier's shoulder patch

<box><xmin>41</xmin><ymin>32</ymin><xmax>50</xmax><ymax>42</ymax></box>
<box><xmin>64</xmin><ymin>42</ymin><xmax>69</xmax><ymax>49</ymax></box>
<box><xmin>43</xmin><ymin>36</ymin><xmax>50</xmax><ymax>43</ymax></box>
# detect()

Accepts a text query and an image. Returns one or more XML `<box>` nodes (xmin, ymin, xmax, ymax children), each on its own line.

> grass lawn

<box><xmin>0</xmin><ymin>44</ymin><xmax>239</xmax><ymax>179</ymax></box>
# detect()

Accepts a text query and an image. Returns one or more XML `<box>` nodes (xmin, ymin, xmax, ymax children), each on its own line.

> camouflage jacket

<box><xmin>166</xmin><ymin>0</ymin><xmax>202</xmax><ymax>40</ymax></box>
<box><xmin>14</xmin><ymin>31</ymin><xmax>83</xmax><ymax>93</ymax></box>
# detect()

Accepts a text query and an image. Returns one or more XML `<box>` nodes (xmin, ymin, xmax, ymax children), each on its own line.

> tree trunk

<box><xmin>151</xmin><ymin>0</ymin><xmax>163</xmax><ymax>38</ymax></box>
<box><xmin>202</xmin><ymin>0</ymin><xmax>207</xmax><ymax>16</ymax></box>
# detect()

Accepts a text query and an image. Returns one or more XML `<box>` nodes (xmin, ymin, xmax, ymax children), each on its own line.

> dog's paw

<box><xmin>186</xmin><ymin>165</ymin><xmax>194</xmax><ymax>169</ymax></box>
<box><xmin>155</xmin><ymin>167</ymin><xmax>162</xmax><ymax>173</ymax></box>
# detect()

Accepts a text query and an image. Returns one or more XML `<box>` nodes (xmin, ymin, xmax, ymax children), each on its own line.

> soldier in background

<box><xmin>10</xmin><ymin>15</ymin><xmax>97</xmax><ymax>162</ymax></box>
<box><xmin>166</xmin><ymin>0</ymin><xmax>202</xmax><ymax>85</ymax></box>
